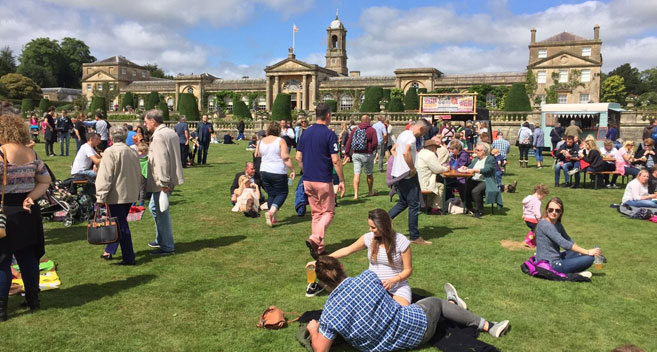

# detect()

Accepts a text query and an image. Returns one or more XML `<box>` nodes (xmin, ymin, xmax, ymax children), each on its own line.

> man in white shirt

<box><xmin>94</xmin><ymin>112</ymin><xmax>109</xmax><ymax>151</ymax></box>
<box><xmin>389</xmin><ymin>119</ymin><xmax>432</xmax><ymax>245</ymax></box>
<box><xmin>71</xmin><ymin>133</ymin><xmax>101</xmax><ymax>179</ymax></box>
<box><xmin>372</xmin><ymin>116</ymin><xmax>388</xmax><ymax>172</ymax></box>
<box><xmin>280</xmin><ymin>120</ymin><xmax>296</xmax><ymax>152</ymax></box>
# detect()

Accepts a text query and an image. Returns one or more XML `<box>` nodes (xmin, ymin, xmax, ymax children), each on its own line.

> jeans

<box><xmin>59</xmin><ymin>132</ymin><xmax>71</xmax><ymax>156</ymax></box>
<box><xmin>103</xmin><ymin>203</ymin><xmax>136</xmax><ymax>263</ymax></box>
<box><xmin>518</xmin><ymin>144</ymin><xmax>530</xmax><ymax>161</ymax></box>
<box><xmin>389</xmin><ymin>175</ymin><xmax>420</xmax><ymax>240</ymax></box>
<box><xmin>535</xmin><ymin>146</ymin><xmax>544</xmax><ymax>162</ymax></box>
<box><xmin>237</xmin><ymin>132</ymin><xmax>244</xmax><ymax>140</ymax></box>
<box><xmin>417</xmin><ymin>297</ymin><xmax>485</xmax><ymax>345</ymax></box>
<box><xmin>376</xmin><ymin>142</ymin><xmax>386</xmax><ymax>171</ymax></box>
<box><xmin>74</xmin><ymin>170</ymin><xmax>97</xmax><ymax>181</ymax></box>
<box><xmin>553</xmin><ymin>250</ymin><xmax>594</xmax><ymax>274</ymax></box>
<box><xmin>75</xmin><ymin>137</ymin><xmax>84</xmax><ymax>152</ymax></box>
<box><xmin>149</xmin><ymin>191</ymin><xmax>174</xmax><ymax>252</ymax></box>
<box><xmin>554</xmin><ymin>161</ymin><xmax>580</xmax><ymax>186</ymax></box>
<box><xmin>0</xmin><ymin>247</ymin><xmax>39</xmax><ymax>298</ymax></box>
<box><xmin>495</xmin><ymin>170</ymin><xmax>503</xmax><ymax>191</ymax></box>
<box><xmin>623</xmin><ymin>200</ymin><xmax>657</xmax><ymax>208</ymax></box>
<box><xmin>261</xmin><ymin>171</ymin><xmax>289</xmax><ymax>210</ymax></box>
<box><xmin>197</xmin><ymin>141</ymin><xmax>210</xmax><ymax>165</ymax></box>
<box><xmin>611</xmin><ymin>166</ymin><xmax>639</xmax><ymax>185</ymax></box>
<box><xmin>180</xmin><ymin>144</ymin><xmax>188</xmax><ymax>167</ymax></box>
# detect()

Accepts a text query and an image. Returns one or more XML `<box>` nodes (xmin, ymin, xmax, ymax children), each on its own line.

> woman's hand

<box><xmin>23</xmin><ymin>197</ymin><xmax>34</xmax><ymax>213</ymax></box>
<box><xmin>305</xmin><ymin>260</ymin><xmax>317</xmax><ymax>269</ymax></box>
<box><xmin>587</xmin><ymin>247</ymin><xmax>602</xmax><ymax>256</ymax></box>
<box><xmin>289</xmin><ymin>170</ymin><xmax>296</xmax><ymax>181</ymax></box>
<box><xmin>382</xmin><ymin>276</ymin><xmax>400</xmax><ymax>290</ymax></box>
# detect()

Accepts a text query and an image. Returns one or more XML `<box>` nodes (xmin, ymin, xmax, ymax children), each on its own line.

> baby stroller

<box><xmin>38</xmin><ymin>165</ymin><xmax>96</xmax><ymax>227</ymax></box>
<box><xmin>30</xmin><ymin>125</ymin><xmax>40</xmax><ymax>143</ymax></box>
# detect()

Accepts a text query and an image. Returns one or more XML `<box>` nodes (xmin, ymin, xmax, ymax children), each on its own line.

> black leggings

<box><xmin>518</xmin><ymin>144</ymin><xmax>531</xmax><ymax>160</ymax></box>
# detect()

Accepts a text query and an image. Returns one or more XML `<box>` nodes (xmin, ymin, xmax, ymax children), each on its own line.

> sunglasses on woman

<box><xmin>547</xmin><ymin>208</ymin><xmax>562</xmax><ymax>214</ymax></box>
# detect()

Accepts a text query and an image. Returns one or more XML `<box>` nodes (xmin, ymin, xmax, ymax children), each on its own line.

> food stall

<box><xmin>419</xmin><ymin>93</ymin><xmax>491</xmax><ymax>134</ymax></box>
<box><xmin>540</xmin><ymin>103</ymin><xmax>623</xmax><ymax>148</ymax></box>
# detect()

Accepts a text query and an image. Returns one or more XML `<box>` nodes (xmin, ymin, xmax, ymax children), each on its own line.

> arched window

<box><xmin>282</xmin><ymin>79</ymin><xmax>302</xmax><ymax>92</ymax></box>
<box><xmin>340</xmin><ymin>94</ymin><xmax>353</xmax><ymax>111</ymax></box>
<box><xmin>208</xmin><ymin>97</ymin><xmax>216</xmax><ymax>112</ymax></box>
<box><xmin>410</xmin><ymin>82</ymin><xmax>420</xmax><ymax>89</ymax></box>
<box><xmin>167</xmin><ymin>98</ymin><xmax>174</xmax><ymax>108</ymax></box>
<box><xmin>332</xmin><ymin>35</ymin><xmax>338</xmax><ymax>49</ymax></box>
<box><xmin>224</xmin><ymin>97</ymin><xmax>233</xmax><ymax>112</ymax></box>
<box><xmin>138</xmin><ymin>98</ymin><xmax>144</xmax><ymax>108</ymax></box>
<box><xmin>187</xmin><ymin>87</ymin><xmax>194</xmax><ymax>94</ymax></box>
<box><xmin>322</xmin><ymin>94</ymin><xmax>334</xmax><ymax>102</ymax></box>
<box><xmin>486</xmin><ymin>93</ymin><xmax>496</xmax><ymax>108</ymax></box>
<box><xmin>256</xmin><ymin>96</ymin><xmax>266</xmax><ymax>111</ymax></box>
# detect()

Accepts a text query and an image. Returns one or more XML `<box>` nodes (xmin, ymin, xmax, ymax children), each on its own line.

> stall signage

<box><xmin>421</xmin><ymin>95</ymin><xmax>475</xmax><ymax>114</ymax></box>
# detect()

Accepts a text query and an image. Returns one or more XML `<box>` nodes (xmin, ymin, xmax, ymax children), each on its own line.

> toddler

<box><xmin>137</xmin><ymin>142</ymin><xmax>149</xmax><ymax>206</ymax></box>
<box><xmin>491</xmin><ymin>148</ymin><xmax>506</xmax><ymax>191</ymax></box>
<box><xmin>521</xmin><ymin>184</ymin><xmax>550</xmax><ymax>248</ymax></box>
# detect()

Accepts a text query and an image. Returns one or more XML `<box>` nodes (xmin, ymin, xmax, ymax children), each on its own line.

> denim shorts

<box><xmin>352</xmin><ymin>153</ymin><xmax>374</xmax><ymax>175</ymax></box>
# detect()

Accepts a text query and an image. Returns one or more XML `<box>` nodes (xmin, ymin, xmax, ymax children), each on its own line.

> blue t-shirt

<box><xmin>126</xmin><ymin>131</ymin><xmax>137</xmax><ymax>146</ymax></box>
<box><xmin>297</xmin><ymin>124</ymin><xmax>339</xmax><ymax>183</ymax></box>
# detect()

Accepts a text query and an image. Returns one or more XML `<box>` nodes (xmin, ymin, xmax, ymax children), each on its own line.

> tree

<box><xmin>404</xmin><ymin>87</ymin><xmax>419</xmax><ymax>111</ymax></box>
<box><xmin>18</xmin><ymin>38</ymin><xmax>67</xmax><ymax>88</ymax></box>
<box><xmin>387</xmin><ymin>97</ymin><xmax>404</xmax><ymax>112</ymax></box>
<box><xmin>0</xmin><ymin>73</ymin><xmax>42</xmax><ymax>99</ymax></box>
<box><xmin>16</xmin><ymin>62</ymin><xmax>57</xmax><ymax>88</ymax></box>
<box><xmin>21</xmin><ymin>98</ymin><xmax>36</xmax><ymax>115</ymax></box>
<box><xmin>0</xmin><ymin>46</ymin><xmax>17</xmax><ymax>77</ymax></box>
<box><xmin>89</xmin><ymin>96</ymin><xmax>107</xmax><ymax>116</ymax></box>
<box><xmin>158</xmin><ymin>101</ymin><xmax>170</xmax><ymax>120</ymax></box>
<box><xmin>0</xmin><ymin>81</ymin><xmax>6</xmax><ymax>98</ymax></box>
<box><xmin>38</xmin><ymin>98</ymin><xmax>50</xmax><ymax>112</ymax></box>
<box><xmin>232</xmin><ymin>100</ymin><xmax>250</xmax><ymax>119</ymax></box>
<box><xmin>360</xmin><ymin>86</ymin><xmax>383</xmax><ymax>112</ymax></box>
<box><xmin>91</xmin><ymin>83</ymin><xmax>118</xmax><ymax>111</ymax></box>
<box><xmin>60</xmin><ymin>37</ymin><xmax>96</xmax><ymax>88</ymax></box>
<box><xmin>145</xmin><ymin>91</ymin><xmax>160</xmax><ymax>110</ymax></box>
<box><xmin>601</xmin><ymin>75</ymin><xmax>626</xmax><ymax>104</ymax></box>
<box><xmin>177</xmin><ymin>93</ymin><xmax>199</xmax><ymax>121</ymax></box>
<box><xmin>120</xmin><ymin>92</ymin><xmax>135</xmax><ymax>110</ymax></box>
<box><xmin>144</xmin><ymin>63</ymin><xmax>173</xmax><ymax>79</ymax></box>
<box><xmin>504</xmin><ymin>83</ymin><xmax>532</xmax><ymax>111</ymax></box>
<box><xmin>271</xmin><ymin>93</ymin><xmax>291</xmax><ymax>121</ymax></box>
<box><xmin>73</xmin><ymin>94</ymin><xmax>87</xmax><ymax>112</ymax></box>
<box><xmin>607</xmin><ymin>63</ymin><xmax>645</xmax><ymax>96</ymax></box>
<box><xmin>640</xmin><ymin>68</ymin><xmax>657</xmax><ymax>93</ymax></box>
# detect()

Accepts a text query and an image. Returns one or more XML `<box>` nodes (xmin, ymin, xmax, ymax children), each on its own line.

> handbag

<box><xmin>0</xmin><ymin>147</ymin><xmax>7</xmax><ymax>239</ymax></box>
<box><xmin>256</xmin><ymin>305</ymin><xmax>300</xmax><ymax>329</ymax></box>
<box><xmin>86</xmin><ymin>204</ymin><xmax>120</xmax><ymax>245</ymax></box>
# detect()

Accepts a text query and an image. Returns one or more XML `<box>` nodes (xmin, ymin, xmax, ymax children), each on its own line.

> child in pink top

<box><xmin>521</xmin><ymin>184</ymin><xmax>550</xmax><ymax>248</ymax></box>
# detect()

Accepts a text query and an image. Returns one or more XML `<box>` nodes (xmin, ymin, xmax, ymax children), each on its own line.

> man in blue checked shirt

<box><xmin>306</xmin><ymin>256</ymin><xmax>510</xmax><ymax>352</ymax></box>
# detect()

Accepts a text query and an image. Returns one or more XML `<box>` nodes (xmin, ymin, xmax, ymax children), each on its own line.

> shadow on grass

<box><xmin>133</xmin><ymin>235</ymin><xmax>246</xmax><ymax>263</ymax></box>
<box><xmin>323</xmin><ymin>238</ymin><xmax>361</xmax><ymax>254</ymax></box>
<box><xmin>418</xmin><ymin>226</ymin><xmax>466</xmax><ymax>241</ymax></box>
<box><xmin>485</xmin><ymin>206</ymin><xmax>509</xmax><ymax>216</ymax></box>
<box><xmin>276</xmin><ymin>214</ymin><xmax>310</xmax><ymax>226</ymax></box>
<box><xmin>411</xmin><ymin>288</ymin><xmax>438</xmax><ymax>302</ymax></box>
<box><xmin>44</xmin><ymin>226</ymin><xmax>86</xmax><ymax>246</ymax></box>
<box><xmin>334</xmin><ymin>197</ymin><xmax>369</xmax><ymax>206</ymax></box>
<box><xmin>40</xmin><ymin>274</ymin><xmax>156</xmax><ymax>310</ymax></box>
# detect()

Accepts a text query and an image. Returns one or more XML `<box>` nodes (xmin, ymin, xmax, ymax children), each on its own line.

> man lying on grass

<box><xmin>306</xmin><ymin>256</ymin><xmax>510</xmax><ymax>352</ymax></box>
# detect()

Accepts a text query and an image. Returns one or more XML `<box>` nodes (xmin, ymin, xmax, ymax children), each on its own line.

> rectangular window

<box><xmin>558</xmin><ymin>94</ymin><xmax>567</xmax><ymax>104</ymax></box>
<box><xmin>581</xmin><ymin>69</ymin><xmax>591</xmax><ymax>82</ymax></box>
<box><xmin>582</xmin><ymin>47</ymin><xmax>591</xmax><ymax>56</ymax></box>
<box><xmin>141</xmin><ymin>71</ymin><xmax>146</xmax><ymax>78</ymax></box>
<box><xmin>580</xmin><ymin>94</ymin><xmax>590</xmax><ymax>104</ymax></box>
<box><xmin>122</xmin><ymin>67</ymin><xmax>127</xmax><ymax>75</ymax></box>
<box><xmin>537</xmin><ymin>71</ymin><xmax>547</xmax><ymax>84</ymax></box>
<box><xmin>109</xmin><ymin>83</ymin><xmax>114</xmax><ymax>91</ymax></box>
<box><xmin>559</xmin><ymin>70</ymin><xmax>568</xmax><ymax>83</ymax></box>
<box><xmin>86</xmin><ymin>84</ymin><xmax>92</xmax><ymax>91</ymax></box>
<box><xmin>132</xmin><ymin>70</ymin><xmax>136</xmax><ymax>77</ymax></box>
<box><xmin>97</xmin><ymin>83</ymin><xmax>103</xmax><ymax>91</ymax></box>
<box><xmin>538</xmin><ymin>49</ymin><xmax>547</xmax><ymax>58</ymax></box>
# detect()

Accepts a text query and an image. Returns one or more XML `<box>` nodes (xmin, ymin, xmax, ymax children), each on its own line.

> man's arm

<box><xmin>184</xmin><ymin>127</ymin><xmax>189</xmax><ymax>145</ymax></box>
<box><xmin>402</xmin><ymin>144</ymin><xmax>415</xmax><ymax>176</ymax></box>
<box><xmin>307</xmin><ymin>320</ymin><xmax>333</xmax><ymax>352</ymax></box>
<box><xmin>90</xmin><ymin>154</ymin><xmax>101</xmax><ymax>167</ymax></box>
<box><xmin>332</xmin><ymin>153</ymin><xmax>346</xmax><ymax>197</ymax></box>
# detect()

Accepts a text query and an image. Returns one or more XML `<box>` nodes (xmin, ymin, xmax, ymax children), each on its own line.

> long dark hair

<box><xmin>368</xmin><ymin>209</ymin><xmax>397</xmax><ymax>267</ymax></box>
<box><xmin>543</xmin><ymin>197</ymin><xmax>564</xmax><ymax>223</ymax></box>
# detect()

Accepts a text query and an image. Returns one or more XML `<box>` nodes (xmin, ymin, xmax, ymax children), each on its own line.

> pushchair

<box><xmin>38</xmin><ymin>165</ymin><xmax>96</xmax><ymax>227</ymax></box>
<box><xmin>30</xmin><ymin>125</ymin><xmax>40</xmax><ymax>143</ymax></box>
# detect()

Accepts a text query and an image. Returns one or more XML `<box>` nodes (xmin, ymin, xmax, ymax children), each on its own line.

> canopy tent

<box><xmin>540</xmin><ymin>103</ymin><xmax>623</xmax><ymax>148</ymax></box>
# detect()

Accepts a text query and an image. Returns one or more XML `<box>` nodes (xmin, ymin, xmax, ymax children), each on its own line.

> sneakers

<box><xmin>265</xmin><ymin>211</ymin><xmax>274</xmax><ymax>227</ymax></box>
<box><xmin>488</xmin><ymin>320</ymin><xmax>510</xmax><ymax>338</ymax></box>
<box><xmin>444</xmin><ymin>283</ymin><xmax>467</xmax><ymax>310</ymax></box>
<box><xmin>305</xmin><ymin>282</ymin><xmax>325</xmax><ymax>297</ymax></box>
<box><xmin>410</xmin><ymin>237</ymin><xmax>433</xmax><ymax>245</ymax></box>
<box><xmin>567</xmin><ymin>168</ymin><xmax>580</xmax><ymax>176</ymax></box>
<box><xmin>606</xmin><ymin>184</ymin><xmax>619</xmax><ymax>189</ymax></box>
<box><xmin>149</xmin><ymin>249</ymin><xmax>174</xmax><ymax>256</ymax></box>
<box><xmin>148</xmin><ymin>241</ymin><xmax>160</xmax><ymax>248</ymax></box>
<box><xmin>306</xmin><ymin>240</ymin><xmax>320</xmax><ymax>260</ymax></box>
<box><xmin>577</xmin><ymin>271</ymin><xmax>592</xmax><ymax>279</ymax></box>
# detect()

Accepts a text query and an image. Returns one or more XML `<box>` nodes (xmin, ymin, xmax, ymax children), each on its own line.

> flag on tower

<box><xmin>293</xmin><ymin>24</ymin><xmax>299</xmax><ymax>32</ymax></box>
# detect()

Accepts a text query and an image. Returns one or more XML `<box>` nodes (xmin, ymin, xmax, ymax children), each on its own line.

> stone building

<box><xmin>81</xmin><ymin>16</ymin><xmax>602</xmax><ymax>114</ymax></box>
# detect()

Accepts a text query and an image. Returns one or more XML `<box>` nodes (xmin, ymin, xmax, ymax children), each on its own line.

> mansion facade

<box><xmin>81</xmin><ymin>16</ymin><xmax>602</xmax><ymax>114</ymax></box>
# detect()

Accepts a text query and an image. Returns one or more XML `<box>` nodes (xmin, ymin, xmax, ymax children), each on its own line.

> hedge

<box><xmin>325</xmin><ymin>100</ymin><xmax>338</xmax><ymax>113</ymax></box>
<box><xmin>504</xmin><ymin>83</ymin><xmax>531</xmax><ymax>111</ymax></box>
<box><xmin>121</xmin><ymin>92</ymin><xmax>135</xmax><ymax>110</ymax></box>
<box><xmin>382</xmin><ymin>89</ymin><xmax>391</xmax><ymax>103</ymax></box>
<box><xmin>21</xmin><ymin>98</ymin><xmax>35</xmax><ymax>116</ymax></box>
<box><xmin>89</xmin><ymin>96</ymin><xmax>107</xmax><ymax>116</ymax></box>
<box><xmin>271</xmin><ymin>93</ymin><xmax>291</xmax><ymax>121</ymax></box>
<box><xmin>418</xmin><ymin>88</ymin><xmax>428</xmax><ymax>95</ymax></box>
<box><xmin>404</xmin><ymin>87</ymin><xmax>419</xmax><ymax>111</ymax></box>
<box><xmin>146</xmin><ymin>91</ymin><xmax>160</xmax><ymax>110</ymax></box>
<box><xmin>158</xmin><ymin>102</ymin><xmax>169</xmax><ymax>121</ymax></box>
<box><xmin>232</xmin><ymin>100</ymin><xmax>251</xmax><ymax>119</ymax></box>
<box><xmin>38</xmin><ymin>98</ymin><xmax>50</xmax><ymax>112</ymax></box>
<box><xmin>387</xmin><ymin>97</ymin><xmax>404</xmax><ymax>112</ymax></box>
<box><xmin>360</xmin><ymin>86</ymin><xmax>383</xmax><ymax>112</ymax></box>
<box><xmin>177</xmin><ymin>93</ymin><xmax>199</xmax><ymax>121</ymax></box>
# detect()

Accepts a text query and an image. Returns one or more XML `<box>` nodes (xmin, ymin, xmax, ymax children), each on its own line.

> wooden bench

<box><xmin>584</xmin><ymin>171</ymin><xmax>625</xmax><ymax>189</ymax></box>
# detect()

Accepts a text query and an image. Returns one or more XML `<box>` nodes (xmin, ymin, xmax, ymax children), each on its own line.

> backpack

<box><xmin>351</xmin><ymin>128</ymin><xmax>368</xmax><ymax>152</ymax></box>
<box><xmin>520</xmin><ymin>255</ymin><xmax>591</xmax><ymax>282</ymax></box>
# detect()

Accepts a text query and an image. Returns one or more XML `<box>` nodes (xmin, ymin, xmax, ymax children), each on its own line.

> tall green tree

<box><xmin>16</xmin><ymin>62</ymin><xmax>57</xmax><ymax>87</ymax></box>
<box><xmin>0</xmin><ymin>73</ymin><xmax>42</xmax><ymax>99</ymax></box>
<box><xmin>271</xmin><ymin>93</ymin><xmax>291</xmax><ymax>121</ymax></box>
<box><xmin>145</xmin><ymin>91</ymin><xmax>160</xmax><ymax>110</ymax></box>
<box><xmin>177</xmin><ymin>93</ymin><xmax>200</xmax><ymax>121</ymax></box>
<box><xmin>0</xmin><ymin>46</ymin><xmax>17</xmax><ymax>77</ymax></box>
<box><xmin>404</xmin><ymin>87</ymin><xmax>419</xmax><ymax>111</ymax></box>
<box><xmin>504</xmin><ymin>83</ymin><xmax>532</xmax><ymax>111</ymax></box>
<box><xmin>60</xmin><ymin>37</ymin><xmax>96</xmax><ymax>88</ymax></box>
<box><xmin>607</xmin><ymin>63</ymin><xmax>645</xmax><ymax>96</ymax></box>
<box><xmin>144</xmin><ymin>63</ymin><xmax>173</xmax><ymax>79</ymax></box>
<box><xmin>360</xmin><ymin>86</ymin><xmax>383</xmax><ymax>112</ymax></box>
<box><xmin>601</xmin><ymin>75</ymin><xmax>627</xmax><ymax>104</ymax></box>
<box><xmin>18</xmin><ymin>38</ymin><xmax>67</xmax><ymax>88</ymax></box>
<box><xmin>640</xmin><ymin>68</ymin><xmax>657</xmax><ymax>93</ymax></box>
<box><xmin>120</xmin><ymin>92</ymin><xmax>135</xmax><ymax>110</ymax></box>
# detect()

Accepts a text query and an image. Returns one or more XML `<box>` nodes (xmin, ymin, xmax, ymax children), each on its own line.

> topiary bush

<box><xmin>158</xmin><ymin>101</ymin><xmax>169</xmax><ymax>120</ymax></box>
<box><xmin>232</xmin><ymin>100</ymin><xmax>251</xmax><ymax>119</ymax></box>
<box><xmin>88</xmin><ymin>96</ymin><xmax>107</xmax><ymax>116</ymax></box>
<box><xmin>21</xmin><ymin>98</ymin><xmax>35</xmax><ymax>116</ymax></box>
<box><xmin>404</xmin><ymin>87</ymin><xmax>419</xmax><ymax>111</ymax></box>
<box><xmin>38</xmin><ymin>98</ymin><xmax>50</xmax><ymax>112</ymax></box>
<box><xmin>271</xmin><ymin>93</ymin><xmax>291</xmax><ymax>121</ymax></box>
<box><xmin>177</xmin><ymin>93</ymin><xmax>199</xmax><ymax>120</ymax></box>
<box><xmin>387</xmin><ymin>97</ymin><xmax>404</xmax><ymax>112</ymax></box>
<box><xmin>145</xmin><ymin>91</ymin><xmax>159</xmax><ymax>110</ymax></box>
<box><xmin>418</xmin><ymin>88</ymin><xmax>427</xmax><ymax>95</ymax></box>
<box><xmin>360</xmin><ymin>86</ymin><xmax>383</xmax><ymax>112</ymax></box>
<box><xmin>325</xmin><ymin>100</ymin><xmax>338</xmax><ymax>113</ymax></box>
<box><xmin>120</xmin><ymin>92</ymin><xmax>134</xmax><ymax>110</ymax></box>
<box><xmin>504</xmin><ymin>83</ymin><xmax>532</xmax><ymax>111</ymax></box>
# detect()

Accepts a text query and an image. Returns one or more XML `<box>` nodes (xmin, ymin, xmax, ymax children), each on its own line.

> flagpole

<box><xmin>293</xmin><ymin>24</ymin><xmax>296</xmax><ymax>53</ymax></box>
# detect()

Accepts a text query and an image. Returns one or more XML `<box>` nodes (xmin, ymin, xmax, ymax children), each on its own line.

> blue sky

<box><xmin>1</xmin><ymin>0</ymin><xmax>656</xmax><ymax>79</ymax></box>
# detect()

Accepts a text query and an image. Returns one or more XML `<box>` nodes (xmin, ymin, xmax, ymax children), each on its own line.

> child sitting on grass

<box><xmin>521</xmin><ymin>184</ymin><xmax>550</xmax><ymax>248</ymax></box>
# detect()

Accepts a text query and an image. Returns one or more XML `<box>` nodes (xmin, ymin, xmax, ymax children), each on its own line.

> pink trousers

<box><xmin>303</xmin><ymin>180</ymin><xmax>335</xmax><ymax>254</ymax></box>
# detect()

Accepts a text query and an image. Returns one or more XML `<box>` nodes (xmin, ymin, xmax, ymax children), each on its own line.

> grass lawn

<box><xmin>3</xmin><ymin>141</ymin><xmax>655</xmax><ymax>352</ymax></box>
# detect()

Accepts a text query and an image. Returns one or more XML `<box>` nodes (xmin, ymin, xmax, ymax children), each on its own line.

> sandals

<box><xmin>100</xmin><ymin>253</ymin><xmax>113</xmax><ymax>260</ymax></box>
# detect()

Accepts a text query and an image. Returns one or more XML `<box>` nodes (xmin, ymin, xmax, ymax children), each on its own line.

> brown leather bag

<box><xmin>256</xmin><ymin>306</ymin><xmax>299</xmax><ymax>329</ymax></box>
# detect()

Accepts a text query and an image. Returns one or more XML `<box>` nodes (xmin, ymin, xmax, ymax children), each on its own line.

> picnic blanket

<box><xmin>11</xmin><ymin>258</ymin><xmax>61</xmax><ymax>294</ymax></box>
<box><xmin>616</xmin><ymin>204</ymin><xmax>657</xmax><ymax>220</ymax></box>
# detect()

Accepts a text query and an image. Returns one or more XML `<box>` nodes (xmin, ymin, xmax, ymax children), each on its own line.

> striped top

<box><xmin>363</xmin><ymin>232</ymin><xmax>410</xmax><ymax>280</ymax></box>
<box><xmin>0</xmin><ymin>157</ymin><xmax>48</xmax><ymax>194</ymax></box>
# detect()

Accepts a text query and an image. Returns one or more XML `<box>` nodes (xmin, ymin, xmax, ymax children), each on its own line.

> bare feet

<box><xmin>410</xmin><ymin>237</ymin><xmax>432</xmax><ymax>245</ymax></box>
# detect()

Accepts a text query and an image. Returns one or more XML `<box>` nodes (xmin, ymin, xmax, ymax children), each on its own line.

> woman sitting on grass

<box><xmin>535</xmin><ymin>197</ymin><xmax>601</xmax><ymax>276</ymax></box>
<box><xmin>621</xmin><ymin>169</ymin><xmax>657</xmax><ymax>208</ymax></box>
<box><xmin>306</xmin><ymin>209</ymin><xmax>413</xmax><ymax>306</ymax></box>
<box><xmin>231</xmin><ymin>175</ymin><xmax>261</xmax><ymax>217</ymax></box>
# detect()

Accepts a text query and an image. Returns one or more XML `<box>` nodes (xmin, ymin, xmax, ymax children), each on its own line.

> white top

<box><xmin>622</xmin><ymin>179</ymin><xmax>649</xmax><ymax>203</ymax></box>
<box><xmin>372</xmin><ymin>121</ymin><xmax>387</xmax><ymax>144</ymax></box>
<box><xmin>391</xmin><ymin>130</ymin><xmax>417</xmax><ymax>178</ymax></box>
<box><xmin>471</xmin><ymin>158</ymin><xmax>486</xmax><ymax>181</ymax></box>
<box><xmin>95</xmin><ymin>120</ymin><xmax>109</xmax><ymax>140</ymax></box>
<box><xmin>363</xmin><ymin>231</ymin><xmax>412</xmax><ymax>303</ymax></box>
<box><xmin>259</xmin><ymin>137</ymin><xmax>287</xmax><ymax>174</ymax></box>
<box><xmin>71</xmin><ymin>143</ymin><xmax>98</xmax><ymax>175</ymax></box>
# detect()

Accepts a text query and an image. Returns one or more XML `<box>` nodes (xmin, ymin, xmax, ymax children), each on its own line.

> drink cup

<box><xmin>306</xmin><ymin>265</ymin><xmax>316</xmax><ymax>283</ymax></box>
<box><xmin>594</xmin><ymin>262</ymin><xmax>603</xmax><ymax>269</ymax></box>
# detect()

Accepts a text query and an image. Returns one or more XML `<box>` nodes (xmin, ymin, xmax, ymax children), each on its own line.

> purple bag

<box><xmin>521</xmin><ymin>256</ymin><xmax>567</xmax><ymax>279</ymax></box>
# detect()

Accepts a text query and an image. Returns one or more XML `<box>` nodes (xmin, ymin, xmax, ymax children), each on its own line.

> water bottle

<box><xmin>593</xmin><ymin>245</ymin><xmax>603</xmax><ymax>269</ymax></box>
<box><xmin>288</xmin><ymin>177</ymin><xmax>293</xmax><ymax>186</ymax></box>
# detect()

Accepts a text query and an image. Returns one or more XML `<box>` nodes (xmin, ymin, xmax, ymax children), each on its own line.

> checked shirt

<box><xmin>318</xmin><ymin>270</ymin><xmax>427</xmax><ymax>352</ymax></box>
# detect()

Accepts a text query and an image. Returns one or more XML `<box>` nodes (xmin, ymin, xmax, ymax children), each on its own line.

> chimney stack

<box><xmin>531</xmin><ymin>28</ymin><xmax>536</xmax><ymax>43</ymax></box>
<box><xmin>594</xmin><ymin>24</ymin><xmax>600</xmax><ymax>40</ymax></box>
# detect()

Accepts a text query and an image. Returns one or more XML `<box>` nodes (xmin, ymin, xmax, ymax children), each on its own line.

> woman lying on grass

<box><xmin>307</xmin><ymin>208</ymin><xmax>413</xmax><ymax>305</ymax></box>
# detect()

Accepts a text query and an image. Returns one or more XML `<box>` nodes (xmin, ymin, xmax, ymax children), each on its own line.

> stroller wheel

<box><xmin>63</xmin><ymin>218</ymin><xmax>73</xmax><ymax>227</ymax></box>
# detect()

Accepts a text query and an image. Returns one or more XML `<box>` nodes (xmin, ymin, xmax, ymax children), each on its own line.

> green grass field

<box><xmin>3</xmin><ymin>141</ymin><xmax>655</xmax><ymax>352</ymax></box>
